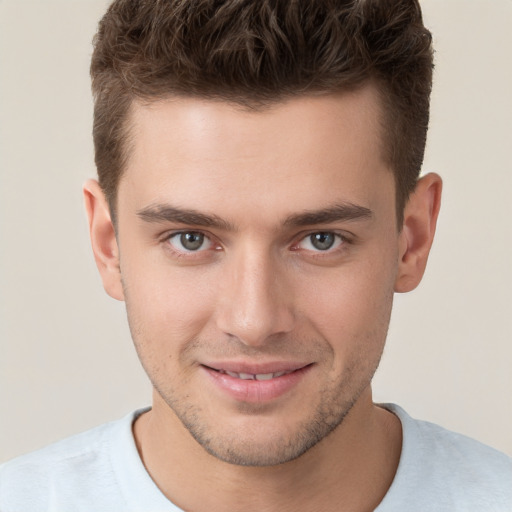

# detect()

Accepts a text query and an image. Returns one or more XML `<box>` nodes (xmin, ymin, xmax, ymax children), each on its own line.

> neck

<box><xmin>133</xmin><ymin>388</ymin><xmax>402</xmax><ymax>512</ymax></box>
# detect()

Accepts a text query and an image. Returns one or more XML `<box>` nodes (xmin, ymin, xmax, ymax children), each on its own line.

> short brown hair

<box><xmin>91</xmin><ymin>0</ymin><xmax>433</xmax><ymax>224</ymax></box>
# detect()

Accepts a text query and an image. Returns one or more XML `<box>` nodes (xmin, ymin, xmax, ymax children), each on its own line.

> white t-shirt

<box><xmin>1</xmin><ymin>404</ymin><xmax>510</xmax><ymax>511</ymax></box>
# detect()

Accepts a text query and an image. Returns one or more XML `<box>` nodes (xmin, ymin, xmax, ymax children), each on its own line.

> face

<box><xmin>114</xmin><ymin>87</ymin><xmax>401</xmax><ymax>466</ymax></box>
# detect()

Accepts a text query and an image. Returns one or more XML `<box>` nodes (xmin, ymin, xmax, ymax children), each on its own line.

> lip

<box><xmin>203</xmin><ymin>360</ymin><xmax>311</xmax><ymax>375</ymax></box>
<box><xmin>200</xmin><ymin>362</ymin><xmax>313</xmax><ymax>403</ymax></box>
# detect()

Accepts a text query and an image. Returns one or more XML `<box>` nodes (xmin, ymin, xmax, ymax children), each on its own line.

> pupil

<box><xmin>311</xmin><ymin>232</ymin><xmax>334</xmax><ymax>250</ymax></box>
<box><xmin>181</xmin><ymin>232</ymin><xmax>204</xmax><ymax>250</ymax></box>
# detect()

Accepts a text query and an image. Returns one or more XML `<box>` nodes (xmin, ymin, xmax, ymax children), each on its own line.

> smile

<box><xmin>201</xmin><ymin>363</ymin><xmax>313</xmax><ymax>403</ymax></box>
<box><xmin>214</xmin><ymin>369</ymin><xmax>294</xmax><ymax>381</ymax></box>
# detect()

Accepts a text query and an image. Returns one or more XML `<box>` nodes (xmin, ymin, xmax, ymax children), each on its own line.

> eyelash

<box><xmin>163</xmin><ymin>231</ymin><xmax>220</xmax><ymax>256</ymax></box>
<box><xmin>291</xmin><ymin>232</ymin><xmax>347</xmax><ymax>253</ymax></box>
<box><xmin>161</xmin><ymin>230</ymin><xmax>351</xmax><ymax>258</ymax></box>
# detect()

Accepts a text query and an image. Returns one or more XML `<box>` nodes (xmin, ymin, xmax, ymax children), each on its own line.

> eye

<box><xmin>297</xmin><ymin>232</ymin><xmax>344</xmax><ymax>252</ymax></box>
<box><xmin>168</xmin><ymin>231</ymin><xmax>212</xmax><ymax>252</ymax></box>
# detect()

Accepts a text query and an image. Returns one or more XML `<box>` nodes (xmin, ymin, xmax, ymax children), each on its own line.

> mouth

<box><xmin>200</xmin><ymin>362</ymin><xmax>313</xmax><ymax>403</ymax></box>
<box><xmin>204</xmin><ymin>367</ymin><xmax>298</xmax><ymax>381</ymax></box>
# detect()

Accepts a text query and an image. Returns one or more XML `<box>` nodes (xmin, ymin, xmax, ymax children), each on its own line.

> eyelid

<box><xmin>160</xmin><ymin>228</ymin><xmax>352</xmax><ymax>255</ymax></box>
<box><xmin>162</xmin><ymin>229</ymin><xmax>221</xmax><ymax>254</ymax></box>
<box><xmin>291</xmin><ymin>230</ymin><xmax>351</xmax><ymax>252</ymax></box>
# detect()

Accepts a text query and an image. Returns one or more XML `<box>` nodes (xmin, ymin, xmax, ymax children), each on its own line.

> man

<box><xmin>1</xmin><ymin>0</ymin><xmax>510</xmax><ymax>510</ymax></box>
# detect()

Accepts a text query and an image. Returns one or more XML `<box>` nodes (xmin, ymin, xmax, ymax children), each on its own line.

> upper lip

<box><xmin>202</xmin><ymin>361</ymin><xmax>312</xmax><ymax>375</ymax></box>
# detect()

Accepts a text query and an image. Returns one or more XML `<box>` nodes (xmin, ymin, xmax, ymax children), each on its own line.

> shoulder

<box><xmin>378</xmin><ymin>404</ymin><xmax>512</xmax><ymax>511</ymax></box>
<box><xmin>0</xmin><ymin>411</ymin><xmax>141</xmax><ymax>511</ymax></box>
<box><xmin>391</xmin><ymin>403</ymin><xmax>512</xmax><ymax>476</ymax></box>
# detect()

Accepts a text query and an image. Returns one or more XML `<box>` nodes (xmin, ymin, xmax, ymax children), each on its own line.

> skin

<box><xmin>84</xmin><ymin>85</ymin><xmax>442</xmax><ymax>511</ymax></box>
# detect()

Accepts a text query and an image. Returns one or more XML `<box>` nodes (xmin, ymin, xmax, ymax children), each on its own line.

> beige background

<box><xmin>0</xmin><ymin>0</ymin><xmax>511</xmax><ymax>463</ymax></box>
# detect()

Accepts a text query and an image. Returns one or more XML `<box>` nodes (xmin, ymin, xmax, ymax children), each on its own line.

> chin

<box><xmin>177</xmin><ymin>402</ymin><xmax>354</xmax><ymax>467</ymax></box>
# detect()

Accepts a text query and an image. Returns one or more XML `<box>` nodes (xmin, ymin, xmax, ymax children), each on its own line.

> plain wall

<box><xmin>0</xmin><ymin>0</ymin><xmax>511</xmax><ymax>463</ymax></box>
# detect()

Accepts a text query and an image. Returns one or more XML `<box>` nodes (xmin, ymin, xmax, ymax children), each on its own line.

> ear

<box><xmin>83</xmin><ymin>179</ymin><xmax>124</xmax><ymax>301</ymax></box>
<box><xmin>394</xmin><ymin>173</ymin><xmax>442</xmax><ymax>293</ymax></box>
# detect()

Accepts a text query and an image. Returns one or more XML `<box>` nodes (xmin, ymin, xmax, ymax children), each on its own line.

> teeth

<box><xmin>222</xmin><ymin>370</ymin><xmax>292</xmax><ymax>380</ymax></box>
<box><xmin>255</xmin><ymin>373</ymin><xmax>274</xmax><ymax>381</ymax></box>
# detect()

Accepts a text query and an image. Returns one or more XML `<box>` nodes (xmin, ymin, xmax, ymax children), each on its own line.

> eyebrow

<box><xmin>283</xmin><ymin>203</ymin><xmax>373</xmax><ymax>227</ymax></box>
<box><xmin>136</xmin><ymin>201</ymin><xmax>373</xmax><ymax>231</ymax></box>
<box><xmin>136</xmin><ymin>204</ymin><xmax>235</xmax><ymax>231</ymax></box>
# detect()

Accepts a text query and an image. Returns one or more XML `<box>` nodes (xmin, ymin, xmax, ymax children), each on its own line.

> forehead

<box><xmin>119</xmin><ymin>86</ymin><xmax>392</xmax><ymax>222</ymax></box>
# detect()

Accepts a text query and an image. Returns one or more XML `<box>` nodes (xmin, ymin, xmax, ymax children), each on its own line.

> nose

<box><xmin>215</xmin><ymin>246</ymin><xmax>295</xmax><ymax>347</ymax></box>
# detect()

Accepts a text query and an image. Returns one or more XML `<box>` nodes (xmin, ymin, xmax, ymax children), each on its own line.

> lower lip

<box><xmin>201</xmin><ymin>365</ymin><xmax>312</xmax><ymax>403</ymax></box>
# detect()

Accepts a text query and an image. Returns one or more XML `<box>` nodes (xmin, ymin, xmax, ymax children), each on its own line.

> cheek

<box><xmin>123</xmin><ymin>272</ymin><xmax>219</xmax><ymax>392</ymax></box>
<box><xmin>121</xmin><ymin>256</ymin><xmax>218</xmax><ymax>354</ymax></box>
<box><xmin>297</xmin><ymin>253</ymin><xmax>397</xmax><ymax>356</ymax></box>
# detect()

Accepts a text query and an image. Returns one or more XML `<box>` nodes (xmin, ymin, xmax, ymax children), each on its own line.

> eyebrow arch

<box><xmin>136</xmin><ymin>204</ymin><xmax>236</xmax><ymax>231</ymax></box>
<box><xmin>283</xmin><ymin>203</ymin><xmax>373</xmax><ymax>227</ymax></box>
<box><xmin>137</xmin><ymin>201</ymin><xmax>373</xmax><ymax>231</ymax></box>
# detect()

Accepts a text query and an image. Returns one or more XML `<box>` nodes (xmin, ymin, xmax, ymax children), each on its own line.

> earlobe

<box><xmin>394</xmin><ymin>173</ymin><xmax>442</xmax><ymax>293</ymax></box>
<box><xmin>83</xmin><ymin>179</ymin><xmax>125</xmax><ymax>301</ymax></box>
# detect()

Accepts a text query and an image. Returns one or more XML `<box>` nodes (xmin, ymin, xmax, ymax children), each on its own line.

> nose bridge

<box><xmin>215</xmin><ymin>242</ymin><xmax>294</xmax><ymax>346</ymax></box>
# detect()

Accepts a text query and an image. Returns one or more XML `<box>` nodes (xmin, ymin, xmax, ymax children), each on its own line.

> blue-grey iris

<box><xmin>310</xmin><ymin>232</ymin><xmax>335</xmax><ymax>250</ymax></box>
